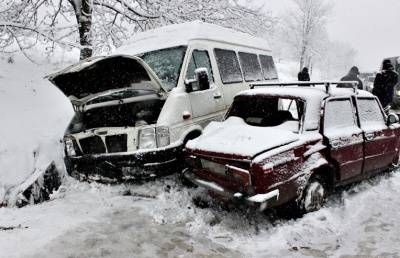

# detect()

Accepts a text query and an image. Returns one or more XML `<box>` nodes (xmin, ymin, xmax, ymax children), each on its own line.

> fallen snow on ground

<box><xmin>2</xmin><ymin>172</ymin><xmax>400</xmax><ymax>257</ymax></box>
<box><xmin>1</xmin><ymin>49</ymin><xmax>400</xmax><ymax>258</ymax></box>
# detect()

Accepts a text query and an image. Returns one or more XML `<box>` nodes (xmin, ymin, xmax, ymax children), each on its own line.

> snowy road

<box><xmin>2</xmin><ymin>170</ymin><xmax>400</xmax><ymax>258</ymax></box>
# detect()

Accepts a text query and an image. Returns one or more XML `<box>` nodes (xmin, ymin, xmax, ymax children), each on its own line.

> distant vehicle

<box><xmin>380</xmin><ymin>57</ymin><xmax>400</xmax><ymax>108</ymax></box>
<box><xmin>45</xmin><ymin>21</ymin><xmax>279</xmax><ymax>182</ymax></box>
<box><xmin>364</xmin><ymin>75</ymin><xmax>376</xmax><ymax>92</ymax></box>
<box><xmin>184</xmin><ymin>82</ymin><xmax>400</xmax><ymax>216</ymax></box>
<box><xmin>359</xmin><ymin>72</ymin><xmax>374</xmax><ymax>80</ymax></box>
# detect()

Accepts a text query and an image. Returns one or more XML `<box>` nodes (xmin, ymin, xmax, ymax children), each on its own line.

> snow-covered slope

<box><xmin>0</xmin><ymin>50</ymin><xmax>75</xmax><ymax>203</ymax></box>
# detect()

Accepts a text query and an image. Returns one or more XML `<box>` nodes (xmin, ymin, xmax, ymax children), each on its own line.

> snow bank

<box><xmin>0</xmin><ymin>49</ymin><xmax>75</xmax><ymax>203</ymax></box>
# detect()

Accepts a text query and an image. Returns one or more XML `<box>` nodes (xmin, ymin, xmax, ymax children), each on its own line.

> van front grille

<box><xmin>106</xmin><ymin>134</ymin><xmax>127</xmax><ymax>153</ymax></box>
<box><xmin>79</xmin><ymin>135</ymin><xmax>128</xmax><ymax>154</ymax></box>
<box><xmin>79</xmin><ymin>136</ymin><xmax>106</xmax><ymax>154</ymax></box>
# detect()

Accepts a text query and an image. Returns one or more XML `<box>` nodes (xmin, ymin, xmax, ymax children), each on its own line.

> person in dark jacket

<box><xmin>372</xmin><ymin>60</ymin><xmax>399</xmax><ymax>111</ymax></box>
<box><xmin>298</xmin><ymin>67</ymin><xmax>310</xmax><ymax>82</ymax></box>
<box><xmin>338</xmin><ymin>66</ymin><xmax>363</xmax><ymax>89</ymax></box>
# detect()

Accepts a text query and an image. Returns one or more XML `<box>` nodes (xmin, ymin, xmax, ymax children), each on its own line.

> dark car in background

<box><xmin>364</xmin><ymin>75</ymin><xmax>376</xmax><ymax>92</ymax></box>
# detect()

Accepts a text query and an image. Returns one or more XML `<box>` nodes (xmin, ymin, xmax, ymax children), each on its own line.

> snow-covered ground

<box><xmin>1</xmin><ymin>50</ymin><xmax>400</xmax><ymax>258</ymax></box>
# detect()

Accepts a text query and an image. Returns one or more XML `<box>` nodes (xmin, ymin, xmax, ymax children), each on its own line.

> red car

<box><xmin>183</xmin><ymin>82</ymin><xmax>400</xmax><ymax>215</ymax></box>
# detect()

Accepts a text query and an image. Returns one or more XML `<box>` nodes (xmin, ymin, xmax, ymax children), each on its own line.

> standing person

<box><xmin>372</xmin><ymin>60</ymin><xmax>399</xmax><ymax>113</ymax></box>
<box><xmin>298</xmin><ymin>67</ymin><xmax>310</xmax><ymax>82</ymax></box>
<box><xmin>338</xmin><ymin>66</ymin><xmax>363</xmax><ymax>90</ymax></box>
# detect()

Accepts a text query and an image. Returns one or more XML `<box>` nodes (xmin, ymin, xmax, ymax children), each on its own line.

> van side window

<box><xmin>214</xmin><ymin>48</ymin><xmax>243</xmax><ymax>84</ymax></box>
<box><xmin>186</xmin><ymin>50</ymin><xmax>214</xmax><ymax>84</ymax></box>
<box><xmin>259</xmin><ymin>55</ymin><xmax>278</xmax><ymax>80</ymax></box>
<box><xmin>238</xmin><ymin>52</ymin><xmax>263</xmax><ymax>82</ymax></box>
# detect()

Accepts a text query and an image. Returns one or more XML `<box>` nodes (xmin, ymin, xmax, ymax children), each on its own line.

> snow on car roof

<box><xmin>239</xmin><ymin>85</ymin><xmax>373</xmax><ymax>99</ymax></box>
<box><xmin>114</xmin><ymin>20</ymin><xmax>271</xmax><ymax>55</ymax></box>
<box><xmin>237</xmin><ymin>85</ymin><xmax>374</xmax><ymax>131</ymax></box>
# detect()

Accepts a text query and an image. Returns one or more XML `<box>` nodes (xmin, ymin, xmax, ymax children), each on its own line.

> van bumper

<box><xmin>65</xmin><ymin>145</ymin><xmax>182</xmax><ymax>182</ymax></box>
<box><xmin>183</xmin><ymin>168</ymin><xmax>279</xmax><ymax>208</ymax></box>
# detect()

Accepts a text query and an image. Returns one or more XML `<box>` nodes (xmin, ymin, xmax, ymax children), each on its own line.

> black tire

<box><xmin>300</xmin><ymin>175</ymin><xmax>327</xmax><ymax>213</ymax></box>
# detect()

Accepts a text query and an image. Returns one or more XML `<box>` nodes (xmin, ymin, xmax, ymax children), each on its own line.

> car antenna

<box><xmin>324</xmin><ymin>82</ymin><xmax>331</xmax><ymax>95</ymax></box>
<box><xmin>352</xmin><ymin>81</ymin><xmax>358</xmax><ymax>94</ymax></box>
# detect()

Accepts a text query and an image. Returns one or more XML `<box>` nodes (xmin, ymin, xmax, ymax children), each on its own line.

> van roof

<box><xmin>115</xmin><ymin>20</ymin><xmax>271</xmax><ymax>55</ymax></box>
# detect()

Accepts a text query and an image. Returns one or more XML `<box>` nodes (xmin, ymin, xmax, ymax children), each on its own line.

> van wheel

<box><xmin>300</xmin><ymin>175</ymin><xmax>327</xmax><ymax>213</ymax></box>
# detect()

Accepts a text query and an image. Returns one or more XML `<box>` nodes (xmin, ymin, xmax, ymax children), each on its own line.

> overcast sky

<box><xmin>261</xmin><ymin>0</ymin><xmax>400</xmax><ymax>72</ymax></box>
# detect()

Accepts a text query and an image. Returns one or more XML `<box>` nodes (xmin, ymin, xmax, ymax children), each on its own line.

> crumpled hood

<box><xmin>186</xmin><ymin>117</ymin><xmax>299</xmax><ymax>158</ymax></box>
<box><xmin>45</xmin><ymin>55</ymin><xmax>166</xmax><ymax>100</ymax></box>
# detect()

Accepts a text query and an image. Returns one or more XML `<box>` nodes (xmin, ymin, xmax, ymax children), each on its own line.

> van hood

<box><xmin>186</xmin><ymin>117</ymin><xmax>299</xmax><ymax>159</ymax></box>
<box><xmin>45</xmin><ymin>55</ymin><xmax>167</xmax><ymax>101</ymax></box>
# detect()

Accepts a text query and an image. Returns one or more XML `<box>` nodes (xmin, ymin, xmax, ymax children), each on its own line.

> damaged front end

<box><xmin>63</xmin><ymin>97</ymin><xmax>180</xmax><ymax>182</ymax></box>
<box><xmin>46</xmin><ymin>55</ymin><xmax>179</xmax><ymax>182</ymax></box>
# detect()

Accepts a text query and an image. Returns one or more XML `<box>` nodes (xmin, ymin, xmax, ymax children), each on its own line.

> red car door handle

<box><xmin>331</xmin><ymin>139</ymin><xmax>340</xmax><ymax>148</ymax></box>
<box><xmin>365</xmin><ymin>133</ymin><xmax>374</xmax><ymax>141</ymax></box>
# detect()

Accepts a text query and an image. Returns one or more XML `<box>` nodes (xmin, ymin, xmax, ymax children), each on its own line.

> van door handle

<box><xmin>214</xmin><ymin>93</ymin><xmax>221</xmax><ymax>99</ymax></box>
<box><xmin>331</xmin><ymin>139</ymin><xmax>340</xmax><ymax>148</ymax></box>
<box><xmin>365</xmin><ymin>132</ymin><xmax>374</xmax><ymax>141</ymax></box>
<box><xmin>95</xmin><ymin>130</ymin><xmax>108</xmax><ymax>135</ymax></box>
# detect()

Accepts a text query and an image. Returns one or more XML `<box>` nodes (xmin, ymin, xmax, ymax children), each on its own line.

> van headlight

<box><xmin>64</xmin><ymin>137</ymin><xmax>77</xmax><ymax>156</ymax></box>
<box><xmin>396</xmin><ymin>90</ymin><xmax>400</xmax><ymax>97</ymax></box>
<box><xmin>138</xmin><ymin>126</ymin><xmax>170</xmax><ymax>149</ymax></box>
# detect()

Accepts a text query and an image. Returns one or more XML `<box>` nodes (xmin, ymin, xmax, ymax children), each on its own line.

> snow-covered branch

<box><xmin>1</xmin><ymin>0</ymin><xmax>277</xmax><ymax>61</ymax></box>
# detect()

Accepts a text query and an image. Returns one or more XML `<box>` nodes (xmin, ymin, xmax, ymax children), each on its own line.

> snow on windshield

<box><xmin>357</xmin><ymin>98</ymin><xmax>387</xmax><ymax>131</ymax></box>
<box><xmin>138</xmin><ymin>47</ymin><xmax>186</xmax><ymax>91</ymax></box>
<box><xmin>324</xmin><ymin>98</ymin><xmax>356</xmax><ymax>129</ymax></box>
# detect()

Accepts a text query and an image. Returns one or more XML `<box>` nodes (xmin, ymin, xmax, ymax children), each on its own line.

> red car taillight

<box><xmin>225</xmin><ymin>165</ymin><xmax>251</xmax><ymax>186</ymax></box>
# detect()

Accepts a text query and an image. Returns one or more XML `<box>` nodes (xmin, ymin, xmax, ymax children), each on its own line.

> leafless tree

<box><xmin>0</xmin><ymin>0</ymin><xmax>277</xmax><ymax>61</ymax></box>
<box><xmin>281</xmin><ymin>0</ymin><xmax>334</xmax><ymax>70</ymax></box>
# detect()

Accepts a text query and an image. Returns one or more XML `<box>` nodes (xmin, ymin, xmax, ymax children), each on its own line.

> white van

<box><xmin>46</xmin><ymin>21</ymin><xmax>278</xmax><ymax>181</ymax></box>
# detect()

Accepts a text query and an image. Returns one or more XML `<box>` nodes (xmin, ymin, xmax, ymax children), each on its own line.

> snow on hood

<box><xmin>45</xmin><ymin>55</ymin><xmax>166</xmax><ymax>100</ymax></box>
<box><xmin>186</xmin><ymin>117</ymin><xmax>299</xmax><ymax>158</ymax></box>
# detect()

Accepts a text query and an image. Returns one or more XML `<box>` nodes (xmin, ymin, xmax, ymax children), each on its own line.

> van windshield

<box><xmin>139</xmin><ymin>46</ymin><xmax>187</xmax><ymax>91</ymax></box>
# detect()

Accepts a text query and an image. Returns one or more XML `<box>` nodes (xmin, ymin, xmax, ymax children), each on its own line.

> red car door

<box><xmin>356</xmin><ymin>97</ymin><xmax>396</xmax><ymax>173</ymax></box>
<box><xmin>323</xmin><ymin>97</ymin><xmax>364</xmax><ymax>181</ymax></box>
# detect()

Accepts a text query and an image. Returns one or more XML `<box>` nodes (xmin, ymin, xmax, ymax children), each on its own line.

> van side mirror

<box><xmin>196</xmin><ymin>68</ymin><xmax>210</xmax><ymax>90</ymax></box>
<box><xmin>184</xmin><ymin>79</ymin><xmax>193</xmax><ymax>92</ymax></box>
<box><xmin>184</xmin><ymin>67</ymin><xmax>210</xmax><ymax>92</ymax></box>
<box><xmin>387</xmin><ymin>113</ymin><xmax>399</xmax><ymax>125</ymax></box>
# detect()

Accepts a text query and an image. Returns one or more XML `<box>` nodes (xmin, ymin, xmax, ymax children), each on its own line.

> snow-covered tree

<box><xmin>281</xmin><ymin>0</ymin><xmax>334</xmax><ymax>70</ymax></box>
<box><xmin>0</xmin><ymin>0</ymin><xmax>276</xmax><ymax>60</ymax></box>
<box><xmin>317</xmin><ymin>40</ymin><xmax>357</xmax><ymax>79</ymax></box>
